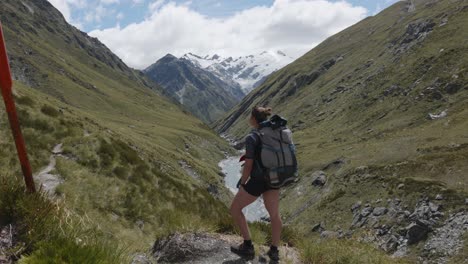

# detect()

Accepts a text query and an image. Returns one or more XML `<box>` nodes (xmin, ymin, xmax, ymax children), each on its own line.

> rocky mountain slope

<box><xmin>0</xmin><ymin>0</ymin><xmax>234</xmax><ymax>257</ymax></box>
<box><xmin>216</xmin><ymin>0</ymin><xmax>468</xmax><ymax>262</ymax></box>
<box><xmin>183</xmin><ymin>50</ymin><xmax>294</xmax><ymax>93</ymax></box>
<box><xmin>144</xmin><ymin>54</ymin><xmax>244</xmax><ymax>123</ymax></box>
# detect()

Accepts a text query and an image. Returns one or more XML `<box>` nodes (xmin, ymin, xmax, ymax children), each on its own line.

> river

<box><xmin>219</xmin><ymin>156</ymin><xmax>268</xmax><ymax>222</ymax></box>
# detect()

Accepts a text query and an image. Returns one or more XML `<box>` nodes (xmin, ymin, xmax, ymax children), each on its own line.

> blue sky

<box><xmin>48</xmin><ymin>0</ymin><xmax>400</xmax><ymax>69</ymax></box>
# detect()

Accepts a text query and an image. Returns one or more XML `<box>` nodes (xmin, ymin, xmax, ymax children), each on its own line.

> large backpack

<box><xmin>254</xmin><ymin>115</ymin><xmax>298</xmax><ymax>188</ymax></box>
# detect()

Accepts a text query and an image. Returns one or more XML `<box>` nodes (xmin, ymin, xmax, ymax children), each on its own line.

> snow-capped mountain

<box><xmin>182</xmin><ymin>50</ymin><xmax>294</xmax><ymax>93</ymax></box>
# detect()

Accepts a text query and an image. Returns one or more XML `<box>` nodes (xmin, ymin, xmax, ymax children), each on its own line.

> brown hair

<box><xmin>251</xmin><ymin>106</ymin><xmax>273</xmax><ymax>123</ymax></box>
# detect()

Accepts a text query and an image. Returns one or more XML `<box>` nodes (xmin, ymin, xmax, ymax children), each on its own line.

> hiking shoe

<box><xmin>230</xmin><ymin>242</ymin><xmax>255</xmax><ymax>259</ymax></box>
<box><xmin>267</xmin><ymin>247</ymin><xmax>279</xmax><ymax>261</ymax></box>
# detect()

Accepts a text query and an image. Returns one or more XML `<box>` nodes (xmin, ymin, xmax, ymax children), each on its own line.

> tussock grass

<box><xmin>298</xmin><ymin>237</ymin><xmax>409</xmax><ymax>264</ymax></box>
<box><xmin>0</xmin><ymin>175</ymin><xmax>126</xmax><ymax>263</ymax></box>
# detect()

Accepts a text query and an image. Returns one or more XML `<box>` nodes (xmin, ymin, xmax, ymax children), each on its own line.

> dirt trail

<box><xmin>34</xmin><ymin>143</ymin><xmax>64</xmax><ymax>196</ymax></box>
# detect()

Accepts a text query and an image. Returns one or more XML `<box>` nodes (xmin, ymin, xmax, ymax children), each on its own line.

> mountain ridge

<box><xmin>182</xmin><ymin>50</ymin><xmax>295</xmax><ymax>93</ymax></box>
<box><xmin>215</xmin><ymin>0</ymin><xmax>468</xmax><ymax>261</ymax></box>
<box><xmin>144</xmin><ymin>53</ymin><xmax>244</xmax><ymax>123</ymax></box>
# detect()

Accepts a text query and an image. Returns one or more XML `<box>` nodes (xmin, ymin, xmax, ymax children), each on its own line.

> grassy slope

<box><xmin>0</xmin><ymin>0</ymin><xmax>233</xmax><ymax>252</ymax></box>
<box><xmin>216</xmin><ymin>0</ymin><xmax>467</xmax><ymax>261</ymax></box>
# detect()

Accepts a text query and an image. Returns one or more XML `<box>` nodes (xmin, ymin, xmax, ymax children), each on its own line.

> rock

<box><xmin>397</xmin><ymin>183</ymin><xmax>405</xmax><ymax>189</ymax></box>
<box><xmin>351</xmin><ymin>201</ymin><xmax>362</xmax><ymax>212</ymax></box>
<box><xmin>206</xmin><ymin>184</ymin><xmax>219</xmax><ymax>196</ymax></box>
<box><xmin>0</xmin><ymin>224</ymin><xmax>18</xmax><ymax>264</ymax></box>
<box><xmin>311</xmin><ymin>171</ymin><xmax>327</xmax><ymax>187</ymax></box>
<box><xmin>373</xmin><ymin>207</ymin><xmax>388</xmax><ymax>216</ymax></box>
<box><xmin>428</xmin><ymin>202</ymin><xmax>439</xmax><ymax>212</ymax></box>
<box><xmin>382</xmin><ymin>235</ymin><xmax>399</xmax><ymax>253</ymax></box>
<box><xmin>406</xmin><ymin>222</ymin><xmax>431</xmax><ymax>245</ymax></box>
<box><xmin>444</xmin><ymin>83</ymin><xmax>462</xmax><ymax>94</ymax></box>
<box><xmin>312</xmin><ymin>223</ymin><xmax>324</xmax><ymax>233</ymax></box>
<box><xmin>435</xmin><ymin>194</ymin><xmax>443</xmax><ymax>200</ymax></box>
<box><xmin>422</xmin><ymin>212</ymin><xmax>468</xmax><ymax>264</ymax></box>
<box><xmin>152</xmin><ymin>233</ymin><xmax>234</xmax><ymax>263</ymax></box>
<box><xmin>428</xmin><ymin>111</ymin><xmax>447</xmax><ymax>120</ymax></box>
<box><xmin>361</xmin><ymin>206</ymin><xmax>373</xmax><ymax>217</ymax></box>
<box><xmin>131</xmin><ymin>254</ymin><xmax>152</xmax><ymax>264</ymax></box>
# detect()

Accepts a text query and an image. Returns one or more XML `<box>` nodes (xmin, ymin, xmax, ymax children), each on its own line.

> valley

<box><xmin>0</xmin><ymin>0</ymin><xmax>467</xmax><ymax>263</ymax></box>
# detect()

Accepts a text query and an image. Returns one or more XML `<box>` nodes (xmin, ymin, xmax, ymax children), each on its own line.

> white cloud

<box><xmin>149</xmin><ymin>0</ymin><xmax>165</xmax><ymax>12</ymax></box>
<box><xmin>90</xmin><ymin>0</ymin><xmax>367</xmax><ymax>69</ymax></box>
<box><xmin>100</xmin><ymin>0</ymin><xmax>119</xmax><ymax>5</ymax></box>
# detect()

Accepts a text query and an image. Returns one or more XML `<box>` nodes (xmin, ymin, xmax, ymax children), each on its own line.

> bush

<box><xmin>40</xmin><ymin>105</ymin><xmax>60</xmax><ymax>117</ymax></box>
<box><xmin>16</xmin><ymin>96</ymin><xmax>35</xmax><ymax>107</ymax></box>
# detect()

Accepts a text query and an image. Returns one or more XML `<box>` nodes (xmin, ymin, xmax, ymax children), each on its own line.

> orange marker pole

<box><xmin>0</xmin><ymin>23</ymin><xmax>36</xmax><ymax>193</ymax></box>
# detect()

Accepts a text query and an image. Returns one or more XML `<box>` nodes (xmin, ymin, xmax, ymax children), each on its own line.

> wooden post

<box><xmin>0</xmin><ymin>23</ymin><xmax>36</xmax><ymax>193</ymax></box>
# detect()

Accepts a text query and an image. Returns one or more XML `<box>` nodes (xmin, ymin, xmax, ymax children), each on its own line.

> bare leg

<box><xmin>230</xmin><ymin>187</ymin><xmax>258</xmax><ymax>240</ymax></box>
<box><xmin>263</xmin><ymin>189</ymin><xmax>282</xmax><ymax>247</ymax></box>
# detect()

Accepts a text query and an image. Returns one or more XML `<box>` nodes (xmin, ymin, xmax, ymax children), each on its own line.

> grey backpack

<box><xmin>255</xmin><ymin>115</ymin><xmax>298</xmax><ymax>188</ymax></box>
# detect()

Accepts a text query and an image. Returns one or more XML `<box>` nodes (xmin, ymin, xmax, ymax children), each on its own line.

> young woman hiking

<box><xmin>230</xmin><ymin>106</ymin><xmax>281</xmax><ymax>262</ymax></box>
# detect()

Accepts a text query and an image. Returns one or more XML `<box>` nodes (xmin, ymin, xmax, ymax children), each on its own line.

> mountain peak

<box><xmin>158</xmin><ymin>53</ymin><xmax>178</xmax><ymax>63</ymax></box>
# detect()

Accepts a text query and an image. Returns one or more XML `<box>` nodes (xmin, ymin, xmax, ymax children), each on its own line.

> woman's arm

<box><xmin>240</xmin><ymin>159</ymin><xmax>254</xmax><ymax>185</ymax></box>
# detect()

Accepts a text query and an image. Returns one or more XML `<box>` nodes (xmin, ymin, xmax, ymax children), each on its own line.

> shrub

<box><xmin>16</xmin><ymin>96</ymin><xmax>35</xmax><ymax>107</ymax></box>
<box><xmin>40</xmin><ymin>105</ymin><xmax>60</xmax><ymax>117</ymax></box>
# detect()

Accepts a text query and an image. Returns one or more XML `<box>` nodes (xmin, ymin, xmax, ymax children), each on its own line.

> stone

<box><xmin>373</xmin><ymin>207</ymin><xmax>388</xmax><ymax>216</ymax></box>
<box><xmin>397</xmin><ymin>183</ymin><xmax>405</xmax><ymax>189</ymax></box>
<box><xmin>382</xmin><ymin>235</ymin><xmax>399</xmax><ymax>253</ymax></box>
<box><xmin>311</xmin><ymin>171</ymin><xmax>327</xmax><ymax>187</ymax></box>
<box><xmin>428</xmin><ymin>202</ymin><xmax>439</xmax><ymax>212</ymax></box>
<box><xmin>406</xmin><ymin>222</ymin><xmax>431</xmax><ymax>245</ymax></box>
<box><xmin>131</xmin><ymin>254</ymin><xmax>152</xmax><ymax>264</ymax></box>
<box><xmin>312</xmin><ymin>223</ymin><xmax>324</xmax><ymax>233</ymax></box>
<box><xmin>435</xmin><ymin>194</ymin><xmax>443</xmax><ymax>200</ymax></box>
<box><xmin>351</xmin><ymin>201</ymin><xmax>362</xmax><ymax>212</ymax></box>
<box><xmin>152</xmin><ymin>233</ymin><xmax>235</xmax><ymax>263</ymax></box>
<box><xmin>361</xmin><ymin>206</ymin><xmax>373</xmax><ymax>217</ymax></box>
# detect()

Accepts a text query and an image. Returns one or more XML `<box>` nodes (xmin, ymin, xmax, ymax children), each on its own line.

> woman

<box><xmin>230</xmin><ymin>106</ymin><xmax>281</xmax><ymax>262</ymax></box>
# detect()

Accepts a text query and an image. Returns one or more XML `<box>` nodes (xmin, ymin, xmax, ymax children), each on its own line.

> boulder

<box><xmin>373</xmin><ymin>207</ymin><xmax>388</xmax><ymax>217</ymax></box>
<box><xmin>361</xmin><ymin>206</ymin><xmax>373</xmax><ymax>217</ymax></box>
<box><xmin>406</xmin><ymin>221</ymin><xmax>431</xmax><ymax>245</ymax></box>
<box><xmin>152</xmin><ymin>233</ymin><xmax>231</xmax><ymax>262</ymax></box>
<box><xmin>311</xmin><ymin>171</ymin><xmax>327</xmax><ymax>187</ymax></box>
<box><xmin>311</xmin><ymin>223</ymin><xmax>325</xmax><ymax>233</ymax></box>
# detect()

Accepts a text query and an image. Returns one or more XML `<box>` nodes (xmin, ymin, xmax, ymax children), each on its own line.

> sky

<box><xmin>47</xmin><ymin>0</ymin><xmax>400</xmax><ymax>69</ymax></box>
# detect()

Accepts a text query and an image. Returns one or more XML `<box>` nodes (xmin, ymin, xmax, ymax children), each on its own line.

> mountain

<box><xmin>144</xmin><ymin>54</ymin><xmax>244</xmax><ymax>123</ymax></box>
<box><xmin>216</xmin><ymin>0</ymin><xmax>468</xmax><ymax>262</ymax></box>
<box><xmin>183</xmin><ymin>50</ymin><xmax>294</xmax><ymax>93</ymax></box>
<box><xmin>0</xmin><ymin>0</ymin><xmax>234</xmax><ymax>257</ymax></box>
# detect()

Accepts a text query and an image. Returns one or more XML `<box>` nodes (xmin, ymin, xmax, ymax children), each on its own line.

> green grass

<box><xmin>0</xmin><ymin>175</ymin><xmax>126</xmax><ymax>263</ymax></box>
<box><xmin>297</xmin><ymin>237</ymin><xmax>410</xmax><ymax>264</ymax></box>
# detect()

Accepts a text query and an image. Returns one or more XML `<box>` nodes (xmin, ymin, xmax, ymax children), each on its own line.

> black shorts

<box><xmin>243</xmin><ymin>177</ymin><xmax>279</xmax><ymax>197</ymax></box>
